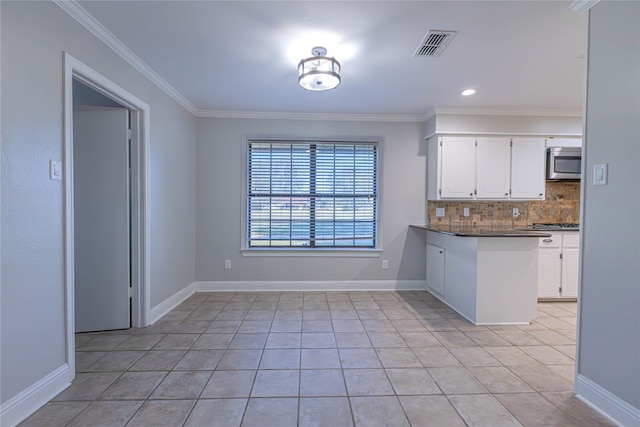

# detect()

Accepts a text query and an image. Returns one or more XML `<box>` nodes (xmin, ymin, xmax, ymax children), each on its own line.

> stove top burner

<box><xmin>532</xmin><ymin>223</ymin><xmax>580</xmax><ymax>230</ymax></box>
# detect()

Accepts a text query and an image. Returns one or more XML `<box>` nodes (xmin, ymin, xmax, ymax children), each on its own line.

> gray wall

<box><xmin>195</xmin><ymin>118</ymin><xmax>426</xmax><ymax>283</ymax></box>
<box><xmin>578</xmin><ymin>0</ymin><xmax>640</xmax><ymax>413</ymax></box>
<box><xmin>0</xmin><ymin>0</ymin><xmax>196</xmax><ymax>405</ymax></box>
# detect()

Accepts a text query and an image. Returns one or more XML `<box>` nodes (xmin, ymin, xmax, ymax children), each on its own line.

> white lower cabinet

<box><xmin>537</xmin><ymin>236</ymin><xmax>561</xmax><ymax>298</ymax></box>
<box><xmin>426</xmin><ymin>244</ymin><xmax>445</xmax><ymax>296</ymax></box>
<box><xmin>537</xmin><ymin>232</ymin><xmax>580</xmax><ymax>298</ymax></box>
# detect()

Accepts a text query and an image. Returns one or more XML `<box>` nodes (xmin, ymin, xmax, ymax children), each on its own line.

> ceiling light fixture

<box><xmin>298</xmin><ymin>46</ymin><xmax>341</xmax><ymax>91</ymax></box>
<box><xmin>461</xmin><ymin>89</ymin><xmax>476</xmax><ymax>96</ymax></box>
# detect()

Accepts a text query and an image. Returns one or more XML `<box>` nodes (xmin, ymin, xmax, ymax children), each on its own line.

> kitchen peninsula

<box><xmin>411</xmin><ymin>225</ymin><xmax>551</xmax><ymax>325</ymax></box>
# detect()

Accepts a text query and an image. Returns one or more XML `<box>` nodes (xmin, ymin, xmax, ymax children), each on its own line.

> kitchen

<box><xmin>2</xmin><ymin>1</ymin><xmax>638</xmax><ymax>426</ymax></box>
<box><xmin>410</xmin><ymin>111</ymin><xmax>583</xmax><ymax>325</ymax></box>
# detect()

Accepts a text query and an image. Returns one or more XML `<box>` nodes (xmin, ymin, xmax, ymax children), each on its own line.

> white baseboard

<box><xmin>0</xmin><ymin>364</ymin><xmax>72</xmax><ymax>427</ymax></box>
<box><xmin>575</xmin><ymin>374</ymin><xmax>640</xmax><ymax>427</ymax></box>
<box><xmin>195</xmin><ymin>280</ymin><xmax>426</xmax><ymax>292</ymax></box>
<box><xmin>149</xmin><ymin>282</ymin><xmax>197</xmax><ymax>324</ymax></box>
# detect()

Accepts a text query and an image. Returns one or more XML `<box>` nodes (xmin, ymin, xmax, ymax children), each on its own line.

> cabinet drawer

<box><xmin>539</xmin><ymin>235</ymin><xmax>561</xmax><ymax>247</ymax></box>
<box><xmin>563</xmin><ymin>234</ymin><xmax>580</xmax><ymax>248</ymax></box>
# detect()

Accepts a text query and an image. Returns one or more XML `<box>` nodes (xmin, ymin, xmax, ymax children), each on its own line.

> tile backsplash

<box><xmin>428</xmin><ymin>181</ymin><xmax>580</xmax><ymax>227</ymax></box>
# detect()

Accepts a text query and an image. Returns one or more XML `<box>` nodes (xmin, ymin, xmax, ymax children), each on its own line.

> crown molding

<box><xmin>53</xmin><ymin>0</ymin><xmax>198</xmax><ymax>115</ymax></box>
<box><xmin>571</xmin><ymin>0</ymin><xmax>601</xmax><ymax>13</ymax></box>
<box><xmin>431</xmin><ymin>106</ymin><xmax>582</xmax><ymax>118</ymax></box>
<box><xmin>53</xmin><ymin>0</ymin><xmax>583</xmax><ymax>123</ymax></box>
<box><xmin>195</xmin><ymin>109</ymin><xmax>427</xmax><ymax>123</ymax></box>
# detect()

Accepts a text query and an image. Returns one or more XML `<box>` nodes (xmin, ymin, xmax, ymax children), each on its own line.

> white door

<box><xmin>561</xmin><ymin>248</ymin><xmax>580</xmax><ymax>297</ymax></box>
<box><xmin>426</xmin><ymin>244</ymin><xmax>446</xmax><ymax>296</ymax></box>
<box><xmin>74</xmin><ymin>107</ymin><xmax>130</xmax><ymax>332</ymax></box>
<box><xmin>538</xmin><ymin>248</ymin><xmax>561</xmax><ymax>298</ymax></box>
<box><xmin>511</xmin><ymin>138</ymin><xmax>546</xmax><ymax>199</ymax></box>
<box><xmin>440</xmin><ymin>137</ymin><xmax>476</xmax><ymax>199</ymax></box>
<box><xmin>476</xmin><ymin>137</ymin><xmax>511</xmax><ymax>199</ymax></box>
<box><xmin>537</xmin><ymin>235</ymin><xmax>562</xmax><ymax>298</ymax></box>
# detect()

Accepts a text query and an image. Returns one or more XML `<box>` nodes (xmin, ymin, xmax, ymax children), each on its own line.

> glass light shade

<box><xmin>298</xmin><ymin>54</ymin><xmax>341</xmax><ymax>91</ymax></box>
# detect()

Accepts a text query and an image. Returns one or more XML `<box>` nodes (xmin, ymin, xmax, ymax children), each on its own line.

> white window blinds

<box><xmin>247</xmin><ymin>140</ymin><xmax>378</xmax><ymax>248</ymax></box>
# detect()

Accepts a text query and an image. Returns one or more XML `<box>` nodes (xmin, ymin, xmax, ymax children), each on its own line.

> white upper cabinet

<box><xmin>428</xmin><ymin>135</ymin><xmax>546</xmax><ymax>201</ymax></box>
<box><xmin>439</xmin><ymin>137</ymin><xmax>476</xmax><ymax>199</ymax></box>
<box><xmin>511</xmin><ymin>138</ymin><xmax>546</xmax><ymax>199</ymax></box>
<box><xmin>476</xmin><ymin>137</ymin><xmax>511</xmax><ymax>199</ymax></box>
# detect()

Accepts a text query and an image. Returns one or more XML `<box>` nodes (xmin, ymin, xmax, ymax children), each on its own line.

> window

<box><xmin>247</xmin><ymin>140</ymin><xmax>378</xmax><ymax>249</ymax></box>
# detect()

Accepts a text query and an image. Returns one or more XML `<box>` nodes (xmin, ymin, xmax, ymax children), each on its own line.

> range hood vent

<box><xmin>414</xmin><ymin>30</ymin><xmax>457</xmax><ymax>57</ymax></box>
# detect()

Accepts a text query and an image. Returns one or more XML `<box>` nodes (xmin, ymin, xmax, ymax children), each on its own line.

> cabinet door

<box><xmin>538</xmin><ymin>247</ymin><xmax>561</xmax><ymax>298</ymax></box>
<box><xmin>440</xmin><ymin>137</ymin><xmax>476</xmax><ymax>199</ymax></box>
<box><xmin>426</xmin><ymin>244</ymin><xmax>446</xmax><ymax>296</ymax></box>
<box><xmin>476</xmin><ymin>137</ymin><xmax>511</xmax><ymax>199</ymax></box>
<box><xmin>561</xmin><ymin>248</ymin><xmax>580</xmax><ymax>297</ymax></box>
<box><xmin>511</xmin><ymin>138</ymin><xmax>546</xmax><ymax>199</ymax></box>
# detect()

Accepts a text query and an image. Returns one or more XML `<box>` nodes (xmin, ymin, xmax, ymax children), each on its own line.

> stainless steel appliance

<box><xmin>531</xmin><ymin>223</ymin><xmax>580</xmax><ymax>231</ymax></box>
<box><xmin>546</xmin><ymin>147</ymin><xmax>581</xmax><ymax>180</ymax></box>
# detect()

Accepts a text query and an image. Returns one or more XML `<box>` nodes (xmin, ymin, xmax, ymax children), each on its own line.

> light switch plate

<box><xmin>50</xmin><ymin>160</ymin><xmax>62</xmax><ymax>181</ymax></box>
<box><xmin>435</xmin><ymin>208</ymin><xmax>445</xmax><ymax>217</ymax></box>
<box><xmin>594</xmin><ymin>163</ymin><xmax>608</xmax><ymax>186</ymax></box>
<box><xmin>463</xmin><ymin>207</ymin><xmax>470</xmax><ymax>217</ymax></box>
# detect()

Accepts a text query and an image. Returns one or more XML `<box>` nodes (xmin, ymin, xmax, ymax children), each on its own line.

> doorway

<box><xmin>63</xmin><ymin>53</ymin><xmax>150</xmax><ymax>372</ymax></box>
<box><xmin>73</xmin><ymin>83</ymin><xmax>131</xmax><ymax>332</ymax></box>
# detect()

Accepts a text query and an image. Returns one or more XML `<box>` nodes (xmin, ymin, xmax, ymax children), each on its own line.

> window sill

<box><xmin>241</xmin><ymin>248</ymin><xmax>383</xmax><ymax>258</ymax></box>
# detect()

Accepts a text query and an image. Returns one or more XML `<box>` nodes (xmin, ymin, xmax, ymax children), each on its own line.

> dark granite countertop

<box><xmin>409</xmin><ymin>224</ymin><xmax>552</xmax><ymax>237</ymax></box>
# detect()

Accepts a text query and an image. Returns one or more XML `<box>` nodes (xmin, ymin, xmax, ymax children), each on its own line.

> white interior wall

<box><xmin>576</xmin><ymin>1</ymin><xmax>640</xmax><ymax>424</ymax></box>
<box><xmin>195</xmin><ymin>118</ymin><xmax>426</xmax><ymax>285</ymax></box>
<box><xmin>0</xmin><ymin>0</ymin><xmax>196</xmax><ymax>415</ymax></box>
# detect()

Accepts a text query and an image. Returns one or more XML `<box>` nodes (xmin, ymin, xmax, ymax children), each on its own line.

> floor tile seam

<box><xmin>94</xmin><ymin>369</ymin><xmax>170</xmax><ymax>401</ymax></box>
<box><xmin>60</xmin><ymin>399</ymin><xmax>110</xmax><ymax>427</ymax></box>
<box><xmin>536</xmin><ymin>391</ymin><xmax>602</xmax><ymax>426</ymax></box>
<box><xmin>464</xmin><ymin>365</ymin><xmax>540</xmax><ymax>395</ymax></box>
<box><xmin>81</xmin><ymin>346</ymin><xmax>150</xmax><ymax>372</ymax></box>
<box><xmin>501</xmin><ymin>364</ymin><xmax>560</xmax><ymax>393</ymax></box>
<box><xmin>346</xmin><ymin>394</ymin><xmax>412</xmax><ymax>426</ymax></box>
<box><xmin>67</xmin><ymin>394</ymin><xmax>147</xmax><ymax>426</ymax></box>
<box><xmin>491</xmin><ymin>391</ymin><xmax>554</xmax><ymax>427</ymax></box>
<box><xmin>444</xmin><ymin>392</ymin><xmax>527</xmax><ymax>427</ymax></box>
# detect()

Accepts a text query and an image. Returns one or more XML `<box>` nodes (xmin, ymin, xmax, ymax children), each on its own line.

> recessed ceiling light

<box><xmin>461</xmin><ymin>89</ymin><xmax>476</xmax><ymax>96</ymax></box>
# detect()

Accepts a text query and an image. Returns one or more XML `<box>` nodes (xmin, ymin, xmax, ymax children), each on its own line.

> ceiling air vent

<box><xmin>414</xmin><ymin>30</ymin><xmax>457</xmax><ymax>57</ymax></box>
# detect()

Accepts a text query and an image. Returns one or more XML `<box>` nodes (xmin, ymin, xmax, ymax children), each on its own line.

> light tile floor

<box><xmin>21</xmin><ymin>291</ymin><xmax>615</xmax><ymax>426</ymax></box>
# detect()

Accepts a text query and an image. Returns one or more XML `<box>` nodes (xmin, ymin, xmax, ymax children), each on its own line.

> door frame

<box><xmin>63</xmin><ymin>52</ymin><xmax>151</xmax><ymax>373</ymax></box>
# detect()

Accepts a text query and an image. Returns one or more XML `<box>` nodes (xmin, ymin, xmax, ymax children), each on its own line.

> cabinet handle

<box><xmin>539</xmin><ymin>193</ymin><xmax>543</xmax><ymax>196</ymax></box>
<box><xmin>469</xmin><ymin>193</ymin><xmax>473</xmax><ymax>196</ymax></box>
<box><xmin>504</xmin><ymin>193</ymin><xmax>508</xmax><ymax>196</ymax></box>
<box><xmin>439</xmin><ymin>250</ymin><xmax>443</xmax><ymax>254</ymax></box>
<box><xmin>543</xmin><ymin>239</ymin><xmax>553</xmax><ymax>243</ymax></box>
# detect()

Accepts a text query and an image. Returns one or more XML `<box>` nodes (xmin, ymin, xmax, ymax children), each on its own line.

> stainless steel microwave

<box><xmin>546</xmin><ymin>147</ymin><xmax>581</xmax><ymax>180</ymax></box>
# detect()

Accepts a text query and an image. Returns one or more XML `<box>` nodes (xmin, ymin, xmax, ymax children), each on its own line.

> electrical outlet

<box><xmin>382</xmin><ymin>259</ymin><xmax>389</xmax><ymax>270</ymax></box>
<box><xmin>512</xmin><ymin>208</ymin><xmax>519</xmax><ymax>218</ymax></box>
<box><xmin>463</xmin><ymin>207</ymin><xmax>470</xmax><ymax>217</ymax></box>
<box><xmin>435</xmin><ymin>208</ymin><xmax>445</xmax><ymax>217</ymax></box>
<box><xmin>224</xmin><ymin>260</ymin><xmax>231</xmax><ymax>269</ymax></box>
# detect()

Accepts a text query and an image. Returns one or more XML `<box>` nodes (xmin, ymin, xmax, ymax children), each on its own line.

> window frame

<box><xmin>241</xmin><ymin>135</ymin><xmax>383</xmax><ymax>257</ymax></box>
